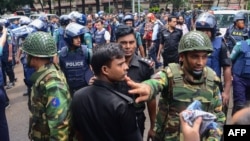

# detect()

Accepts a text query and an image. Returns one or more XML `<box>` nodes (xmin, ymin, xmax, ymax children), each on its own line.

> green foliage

<box><xmin>135</xmin><ymin>4</ymin><xmax>143</xmax><ymax>12</ymax></box>
<box><xmin>149</xmin><ymin>6</ymin><xmax>160</xmax><ymax>13</ymax></box>
<box><xmin>248</xmin><ymin>1</ymin><xmax>250</xmax><ymax>10</ymax></box>
<box><xmin>104</xmin><ymin>7</ymin><xmax>113</xmax><ymax>14</ymax></box>
<box><xmin>0</xmin><ymin>0</ymin><xmax>33</xmax><ymax>13</ymax></box>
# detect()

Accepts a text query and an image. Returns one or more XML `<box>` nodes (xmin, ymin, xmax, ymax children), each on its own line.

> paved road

<box><xmin>5</xmin><ymin>64</ymin><xmax>233</xmax><ymax>141</ymax></box>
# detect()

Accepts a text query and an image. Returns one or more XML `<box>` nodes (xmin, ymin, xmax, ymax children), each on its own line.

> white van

<box><xmin>213</xmin><ymin>10</ymin><xmax>250</xmax><ymax>36</ymax></box>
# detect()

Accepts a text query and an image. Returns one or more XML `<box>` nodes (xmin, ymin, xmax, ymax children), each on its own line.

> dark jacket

<box><xmin>71</xmin><ymin>80</ymin><xmax>142</xmax><ymax>141</ymax></box>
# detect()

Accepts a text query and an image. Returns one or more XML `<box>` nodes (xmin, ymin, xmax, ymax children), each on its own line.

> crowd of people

<box><xmin>0</xmin><ymin>8</ymin><xmax>249</xmax><ymax>141</ymax></box>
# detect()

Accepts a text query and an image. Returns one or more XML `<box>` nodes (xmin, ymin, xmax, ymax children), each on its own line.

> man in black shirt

<box><xmin>71</xmin><ymin>43</ymin><xmax>142</xmax><ymax>141</ymax></box>
<box><xmin>157</xmin><ymin>15</ymin><xmax>183</xmax><ymax>67</ymax></box>
<box><xmin>115</xmin><ymin>25</ymin><xmax>156</xmax><ymax>139</ymax></box>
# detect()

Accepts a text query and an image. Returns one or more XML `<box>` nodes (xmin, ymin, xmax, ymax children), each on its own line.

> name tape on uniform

<box><xmin>224</xmin><ymin>125</ymin><xmax>250</xmax><ymax>140</ymax></box>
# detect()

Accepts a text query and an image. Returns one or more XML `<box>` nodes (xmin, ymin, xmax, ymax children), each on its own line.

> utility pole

<box><xmin>132</xmin><ymin>0</ymin><xmax>135</xmax><ymax>13</ymax></box>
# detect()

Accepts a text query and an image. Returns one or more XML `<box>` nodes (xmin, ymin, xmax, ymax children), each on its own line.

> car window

<box><xmin>215</xmin><ymin>14</ymin><xmax>234</xmax><ymax>29</ymax></box>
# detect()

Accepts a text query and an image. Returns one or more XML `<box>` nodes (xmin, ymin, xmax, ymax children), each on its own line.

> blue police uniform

<box><xmin>230</xmin><ymin>39</ymin><xmax>250</xmax><ymax>115</ymax></box>
<box><xmin>224</xmin><ymin>24</ymin><xmax>248</xmax><ymax>53</ymax></box>
<box><xmin>206</xmin><ymin>37</ymin><xmax>222</xmax><ymax>77</ymax></box>
<box><xmin>0</xmin><ymin>43</ymin><xmax>10</xmax><ymax>141</ymax></box>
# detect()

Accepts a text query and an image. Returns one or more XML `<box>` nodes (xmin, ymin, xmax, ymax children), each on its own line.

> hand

<box><xmin>222</xmin><ymin>91</ymin><xmax>230</xmax><ymax>106</ymax></box>
<box><xmin>15</xmin><ymin>58</ymin><xmax>20</xmax><ymax>64</ymax></box>
<box><xmin>88</xmin><ymin>76</ymin><xmax>96</xmax><ymax>85</ymax></box>
<box><xmin>147</xmin><ymin>128</ymin><xmax>155</xmax><ymax>141</ymax></box>
<box><xmin>2</xmin><ymin>26</ymin><xmax>7</xmax><ymax>34</ymax></box>
<box><xmin>8</xmin><ymin>56</ymin><xmax>13</xmax><ymax>62</ymax></box>
<box><xmin>125</xmin><ymin>76</ymin><xmax>151</xmax><ymax>103</ymax></box>
<box><xmin>180</xmin><ymin>111</ymin><xmax>202</xmax><ymax>141</ymax></box>
<box><xmin>157</xmin><ymin>55</ymin><xmax>161</xmax><ymax>62</ymax></box>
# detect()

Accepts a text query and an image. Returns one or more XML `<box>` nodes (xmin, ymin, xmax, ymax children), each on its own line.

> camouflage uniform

<box><xmin>144</xmin><ymin>31</ymin><xmax>226</xmax><ymax>141</ymax></box>
<box><xmin>21</xmin><ymin>32</ymin><xmax>71</xmax><ymax>141</ymax></box>
<box><xmin>29</xmin><ymin>63</ymin><xmax>71</xmax><ymax>141</ymax></box>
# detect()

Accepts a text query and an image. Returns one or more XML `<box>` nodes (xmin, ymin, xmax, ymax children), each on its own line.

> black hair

<box><xmin>91</xmin><ymin>43</ymin><xmax>124</xmax><ymax>76</ymax></box>
<box><xmin>115</xmin><ymin>24</ymin><xmax>136</xmax><ymax>40</ymax></box>
<box><xmin>168</xmin><ymin>15</ymin><xmax>177</xmax><ymax>22</ymax></box>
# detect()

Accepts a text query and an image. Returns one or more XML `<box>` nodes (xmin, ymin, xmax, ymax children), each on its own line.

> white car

<box><xmin>213</xmin><ymin>10</ymin><xmax>250</xmax><ymax>36</ymax></box>
<box><xmin>29</xmin><ymin>13</ymin><xmax>57</xmax><ymax>21</ymax></box>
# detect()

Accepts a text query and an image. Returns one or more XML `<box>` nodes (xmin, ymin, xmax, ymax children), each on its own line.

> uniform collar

<box><xmin>128</xmin><ymin>54</ymin><xmax>140</xmax><ymax>67</ymax></box>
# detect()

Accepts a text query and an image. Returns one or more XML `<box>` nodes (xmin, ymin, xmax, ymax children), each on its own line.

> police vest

<box><xmin>233</xmin><ymin>41</ymin><xmax>250</xmax><ymax>78</ymax></box>
<box><xmin>229</xmin><ymin>25</ymin><xmax>245</xmax><ymax>43</ymax></box>
<box><xmin>94</xmin><ymin>29</ymin><xmax>106</xmax><ymax>45</ymax></box>
<box><xmin>159</xmin><ymin>63</ymin><xmax>217</xmax><ymax>137</ymax></box>
<box><xmin>57</xmin><ymin>27</ymin><xmax>67</xmax><ymax>51</ymax></box>
<box><xmin>60</xmin><ymin>45</ymin><xmax>92</xmax><ymax>90</ymax></box>
<box><xmin>206</xmin><ymin>37</ymin><xmax>222</xmax><ymax>77</ymax></box>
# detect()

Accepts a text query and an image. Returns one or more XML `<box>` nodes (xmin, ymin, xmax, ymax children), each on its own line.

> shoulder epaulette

<box><xmin>138</xmin><ymin>58</ymin><xmax>153</xmax><ymax>67</ymax></box>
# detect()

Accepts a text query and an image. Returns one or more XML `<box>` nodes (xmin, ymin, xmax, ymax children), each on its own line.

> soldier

<box><xmin>114</xmin><ymin>25</ymin><xmax>155</xmax><ymax>138</ymax></box>
<box><xmin>20</xmin><ymin>32</ymin><xmax>71</xmax><ymax>140</ymax></box>
<box><xmin>126</xmin><ymin>31</ymin><xmax>226</xmax><ymax>140</ymax></box>
<box><xmin>230</xmin><ymin>37</ymin><xmax>250</xmax><ymax>115</ymax></box>
<box><xmin>71</xmin><ymin>43</ymin><xmax>142</xmax><ymax>141</ymax></box>
<box><xmin>0</xmin><ymin>26</ymin><xmax>9</xmax><ymax>141</ymax></box>
<box><xmin>59</xmin><ymin>22</ymin><xmax>93</xmax><ymax>96</ymax></box>
<box><xmin>195</xmin><ymin>12</ymin><xmax>232</xmax><ymax>109</ymax></box>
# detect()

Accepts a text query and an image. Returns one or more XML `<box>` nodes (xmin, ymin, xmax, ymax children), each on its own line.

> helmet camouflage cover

<box><xmin>178</xmin><ymin>31</ymin><xmax>213</xmax><ymax>54</ymax></box>
<box><xmin>21</xmin><ymin>31</ymin><xmax>57</xmax><ymax>57</ymax></box>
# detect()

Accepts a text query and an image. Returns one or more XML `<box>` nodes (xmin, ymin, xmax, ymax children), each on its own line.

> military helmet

<box><xmin>234</xmin><ymin>12</ymin><xmax>245</xmax><ymax>22</ymax></box>
<box><xmin>21</xmin><ymin>32</ymin><xmax>57</xmax><ymax>57</ymax></box>
<box><xmin>178</xmin><ymin>31</ymin><xmax>213</xmax><ymax>54</ymax></box>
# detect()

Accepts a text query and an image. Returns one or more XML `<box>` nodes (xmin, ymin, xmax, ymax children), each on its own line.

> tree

<box><xmin>95</xmin><ymin>0</ymin><xmax>100</xmax><ymax>13</ymax></box>
<box><xmin>81</xmin><ymin>0</ymin><xmax>85</xmax><ymax>13</ymax></box>
<box><xmin>217</xmin><ymin>0</ymin><xmax>220</xmax><ymax>6</ymax></box>
<box><xmin>57</xmin><ymin>0</ymin><xmax>61</xmax><ymax>15</ymax></box>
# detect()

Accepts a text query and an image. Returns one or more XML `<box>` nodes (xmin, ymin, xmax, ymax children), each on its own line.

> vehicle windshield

<box><xmin>214</xmin><ymin>14</ymin><xmax>234</xmax><ymax>28</ymax></box>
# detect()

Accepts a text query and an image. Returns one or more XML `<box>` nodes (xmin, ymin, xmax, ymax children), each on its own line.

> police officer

<box><xmin>21</xmin><ymin>32</ymin><xmax>71</xmax><ymax>141</ymax></box>
<box><xmin>126</xmin><ymin>31</ymin><xmax>226</xmax><ymax>141</ymax></box>
<box><xmin>123</xmin><ymin>13</ymin><xmax>145</xmax><ymax>57</ymax></box>
<box><xmin>224</xmin><ymin>12</ymin><xmax>248</xmax><ymax>53</ymax></box>
<box><xmin>70</xmin><ymin>12</ymin><xmax>93</xmax><ymax>49</ymax></box>
<box><xmin>0</xmin><ymin>19</ymin><xmax>16</xmax><ymax>89</ymax></box>
<box><xmin>195</xmin><ymin>12</ymin><xmax>232</xmax><ymax>107</ymax></box>
<box><xmin>0</xmin><ymin>26</ymin><xmax>9</xmax><ymax>141</ymax></box>
<box><xmin>114</xmin><ymin>25</ymin><xmax>155</xmax><ymax>138</ymax></box>
<box><xmin>59</xmin><ymin>22</ymin><xmax>93</xmax><ymax>96</ymax></box>
<box><xmin>15</xmin><ymin>16</ymin><xmax>35</xmax><ymax>98</ymax></box>
<box><xmin>53</xmin><ymin>14</ymin><xmax>70</xmax><ymax>52</ymax></box>
<box><xmin>157</xmin><ymin>15</ymin><xmax>182</xmax><ymax>67</ymax></box>
<box><xmin>93</xmin><ymin>18</ymin><xmax>111</xmax><ymax>47</ymax></box>
<box><xmin>230</xmin><ymin>36</ymin><xmax>250</xmax><ymax>115</ymax></box>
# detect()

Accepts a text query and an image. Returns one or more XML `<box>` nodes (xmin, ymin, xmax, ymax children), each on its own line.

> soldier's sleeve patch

<box><xmin>51</xmin><ymin>97</ymin><xmax>60</xmax><ymax>107</ymax></box>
